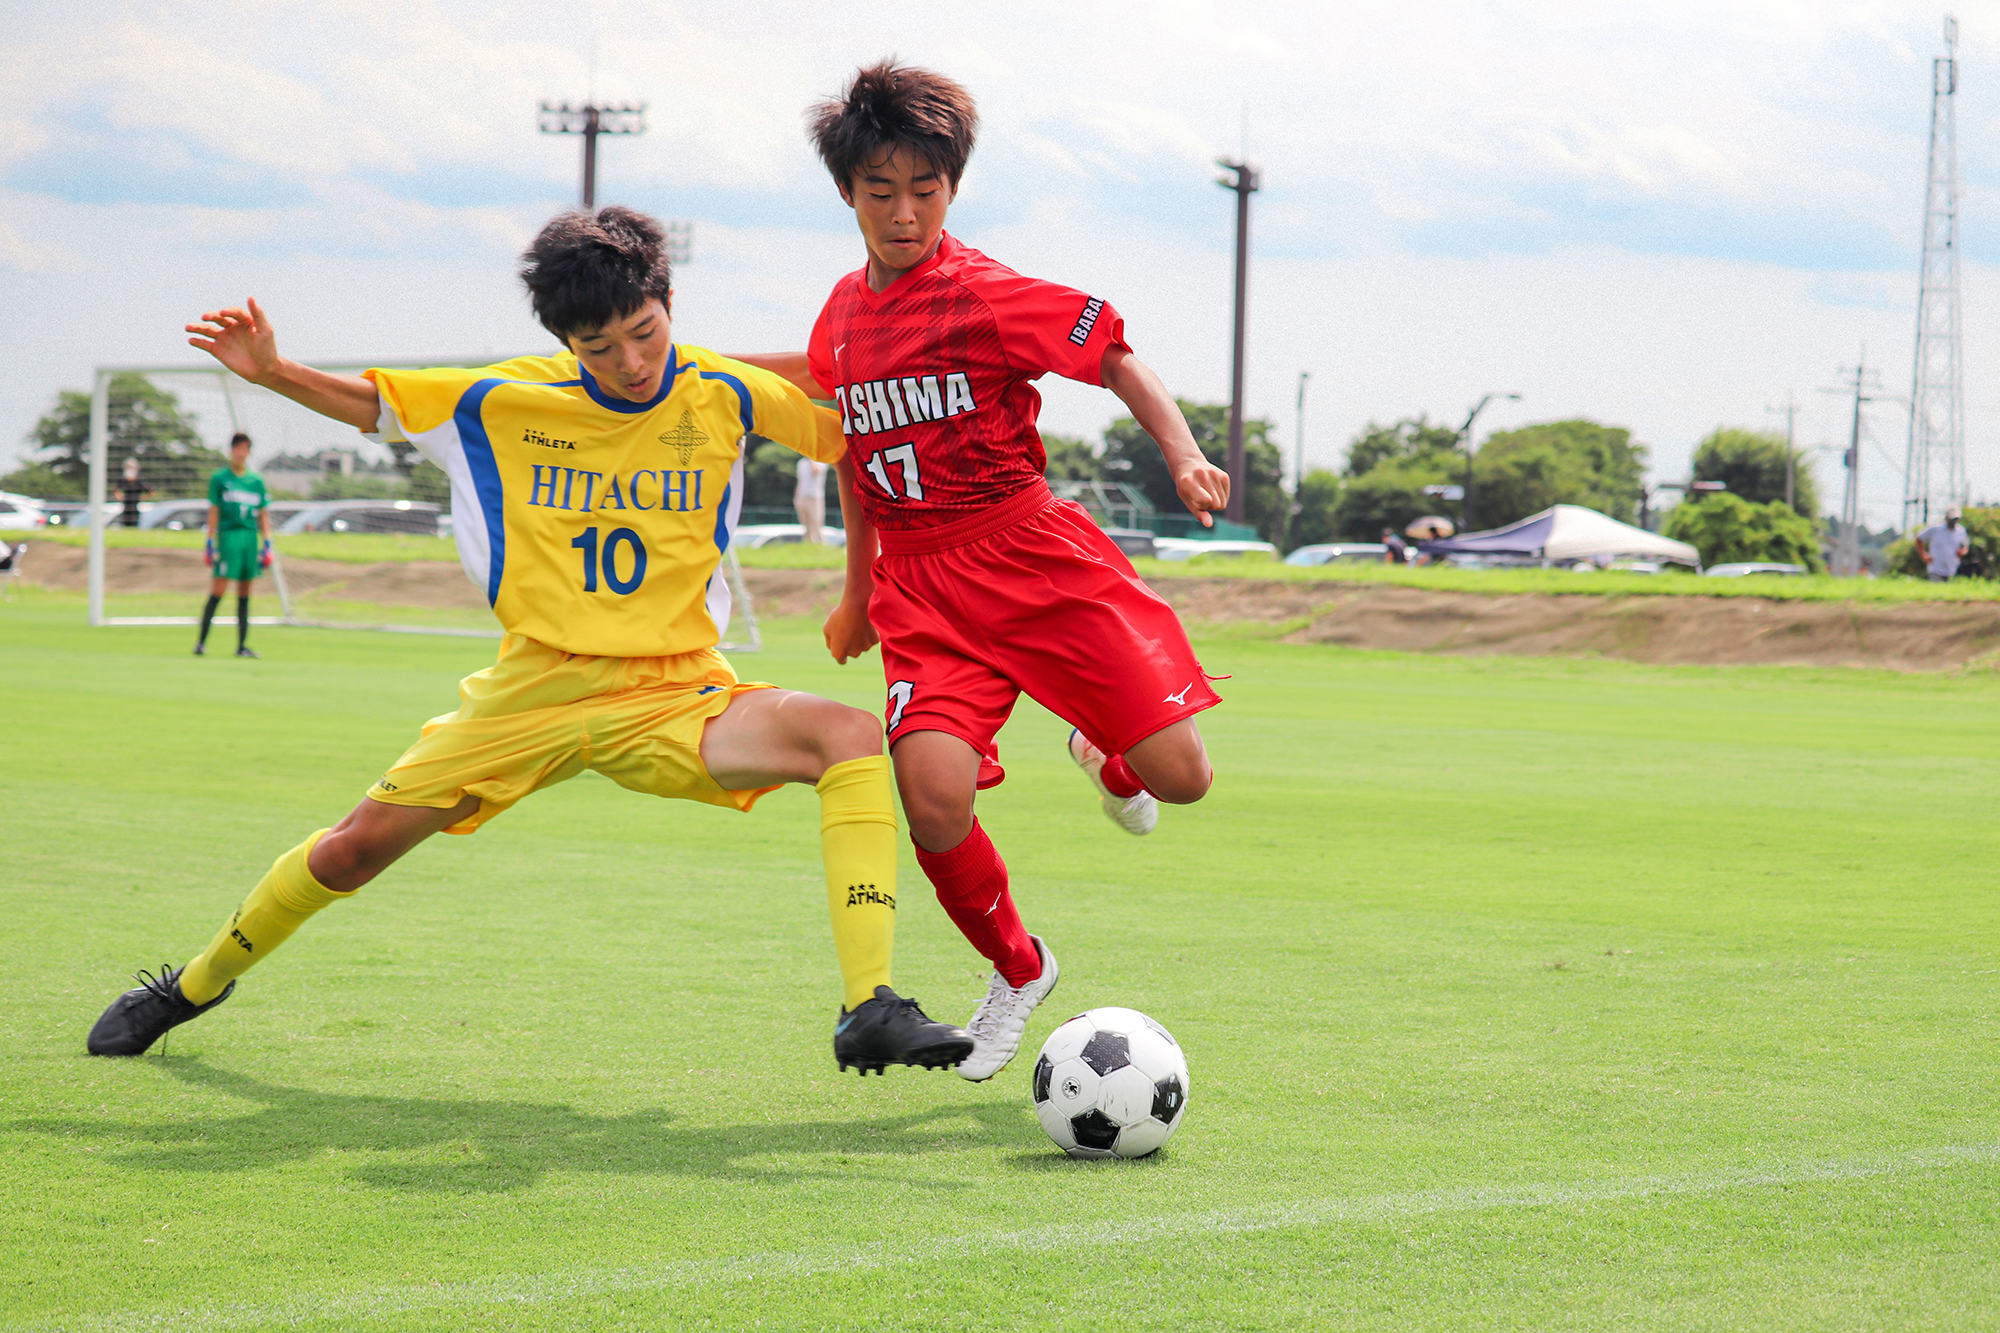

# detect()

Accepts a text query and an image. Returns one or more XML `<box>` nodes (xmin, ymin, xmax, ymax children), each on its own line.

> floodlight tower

<box><xmin>1903</xmin><ymin>15</ymin><xmax>1964</xmax><ymax>531</ymax></box>
<box><xmin>539</xmin><ymin>100</ymin><xmax>647</xmax><ymax>210</ymax></box>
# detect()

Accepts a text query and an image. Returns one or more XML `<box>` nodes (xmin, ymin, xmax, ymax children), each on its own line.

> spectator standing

<box><xmin>795</xmin><ymin>456</ymin><xmax>829</xmax><ymax>545</ymax></box>
<box><xmin>117</xmin><ymin>457</ymin><xmax>152</xmax><ymax>528</ymax></box>
<box><xmin>1916</xmin><ymin>506</ymin><xmax>1970</xmax><ymax>583</ymax></box>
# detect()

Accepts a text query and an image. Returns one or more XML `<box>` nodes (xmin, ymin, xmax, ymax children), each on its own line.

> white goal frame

<box><xmin>85</xmin><ymin>362</ymin><xmax>762</xmax><ymax>650</ymax></box>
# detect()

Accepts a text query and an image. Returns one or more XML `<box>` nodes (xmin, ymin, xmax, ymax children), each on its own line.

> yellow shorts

<box><xmin>367</xmin><ymin>633</ymin><xmax>777</xmax><ymax>834</ymax></box>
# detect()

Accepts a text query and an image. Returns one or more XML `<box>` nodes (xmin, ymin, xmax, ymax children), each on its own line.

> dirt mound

<box><xmin>1151</xmin><ymin>579</ymin><xmax>2000</xmax><ymax>672</ymax></box>
<box><xmin>28</xmin><ymin>544</ymin><xmax>2000</xmax><ymax>670</ymax></box>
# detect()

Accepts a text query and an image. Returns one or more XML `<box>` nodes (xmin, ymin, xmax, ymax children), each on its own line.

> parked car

<box><xmin>733</xmin><ymin>523</ymin><xmax>847</xmax><ymax>549</ymax></box>
<box><xmin>1284</xmin><ymin>542</ymin><xmax>1388</xmax><ymax>567</ymax></box>
<box><xmin>141</xmin><ymin>500</ymin><xmax>212</xmax><ymax>531</ymax></box>
<box><xmin>1152</xmin><ymin>538</ymin><xmax>1279</xmax><ymax>563</ymax></box>
<box><xmin>278</xmin><ymin>499</ymin><xmax>443</xmax><ymax>536</ymax></box>
<box><xmin>1100</xmin><ymin>528</ymin><xmax>1157</xmax><ymax>559</ymax></box>
<box><xmin>36</xmin><ymin>501</ymin><xmax>92</xmax><ymax>528</ymax></box>
<box><xmin>0</xmin><ymin>492</ymin><xmax>49</xmax><ymax>531</ymax></box>
<box><xmin>1703</xmin><ymin>562</ymin><xmax>1806</xmax><ymax>578</ymax></box>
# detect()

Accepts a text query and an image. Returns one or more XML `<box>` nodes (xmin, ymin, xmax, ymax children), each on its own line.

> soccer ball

<box><xmin>1031</xmin><ymin>1006</ymin><xmax>1190</xmax><ymax>1159</ymax></box>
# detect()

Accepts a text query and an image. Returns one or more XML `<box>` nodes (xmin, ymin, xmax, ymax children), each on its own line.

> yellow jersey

<box><xmin>365</xmin><ymin>346</ymin><xmax>843</xmax><ymax>658</ymax></box>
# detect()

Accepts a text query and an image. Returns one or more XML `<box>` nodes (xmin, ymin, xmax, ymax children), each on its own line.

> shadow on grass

<box><xmin>16</xmin><ymin>1059</ymin><xmax>1042</xmax><ymax>1194</ymax></box>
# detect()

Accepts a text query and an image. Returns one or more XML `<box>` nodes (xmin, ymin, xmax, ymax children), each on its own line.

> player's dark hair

<box><xmin>809</xmin><ymin>59</ymin><xmax>979</xmax><ymax>192</ymax></box>
<box><xmin>229</xmin><ymin>432</ymin><xmax>251</xmax><ymax>449</ymax></box>
<box><xmin>519</xmin><ymin>206</ymin><xmax>673</xmax><ymax>340</ymax></box>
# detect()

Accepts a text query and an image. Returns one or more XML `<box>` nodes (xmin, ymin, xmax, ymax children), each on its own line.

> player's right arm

<box><xmin>186</xmin><ymin>297</ymin><xmax>380</xmax><ymax>432</ymax></box>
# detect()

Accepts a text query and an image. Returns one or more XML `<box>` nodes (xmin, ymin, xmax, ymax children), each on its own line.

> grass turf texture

<box><xmin>4</xmin><ymin>604</ymin><xmax>1998</xmax><ymax>1331</ymax></box>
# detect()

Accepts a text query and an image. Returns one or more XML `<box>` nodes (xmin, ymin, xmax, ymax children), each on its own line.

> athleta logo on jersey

<box><xmin>834</xmin><ymin>372</ymin><xmax>977</xmax><ymax>436</ymax></box>
<box><xmin>527</xmin><ymin>464</ymin><xmax>705</xmax><ymax>513</ymax></box>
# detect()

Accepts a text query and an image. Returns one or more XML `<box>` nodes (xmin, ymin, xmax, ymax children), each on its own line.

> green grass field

<box><xmin>4</xmin><ymin>602</ymin><xmax>1997</xmax><ymax>1331</ymax></box>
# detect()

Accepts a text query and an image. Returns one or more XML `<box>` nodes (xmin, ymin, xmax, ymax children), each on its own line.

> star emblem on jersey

<box><xmin>659</xmin><ymin>410</ymin><xmax>709</xmax><ymax>466</ymax></box>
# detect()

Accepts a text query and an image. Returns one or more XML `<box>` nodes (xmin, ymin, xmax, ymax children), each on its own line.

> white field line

<box><xmin>17</xmin><ymin>1140</ymin><xmax>1999</xmax><ymax>1332</ymax></box>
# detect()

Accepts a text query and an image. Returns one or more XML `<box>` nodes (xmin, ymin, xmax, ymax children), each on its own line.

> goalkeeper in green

<box><xmin>197</xmin><ymin>431</ymin><xmax>272</xmax><ymax>658</ymax></box>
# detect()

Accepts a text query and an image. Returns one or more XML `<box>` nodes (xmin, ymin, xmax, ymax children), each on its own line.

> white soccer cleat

<box><xmin>956</xmin><ymin>935</ymin><xmax>1060</xmax><ymax>1082</ymax></box>
<box><xmin>1068</xmin><ymin>728</ymin><xmax>1158</xmax><ymax>836</ymax></box>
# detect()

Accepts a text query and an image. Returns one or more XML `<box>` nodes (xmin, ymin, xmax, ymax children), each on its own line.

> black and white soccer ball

<box><xmin>1031</xmin><ymin>1006</ymin><xmax>1190</xmax><ymax>1159</ymax></box>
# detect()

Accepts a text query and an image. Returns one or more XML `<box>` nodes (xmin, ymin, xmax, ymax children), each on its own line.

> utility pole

<box><xmin>1766</xmin><ymin>390</ymin><xmax>1800</xmax><ymax>511</ymax></box>
<box><xmin>1216</xmin><ymin>159</ymin><xmax>1259</xmax><ymax>525</ymax></box>
<box><xmin>1457</xmin><ymin>391</ymin><xmax>1520</xmax><ymax>532</ymax></box>
<box><xmin>1295</xmin><ymin>371</ymin><xmax>1310</xmax><ymax>492</ymax></box>
<box><xmin>539</xmin><ymin>100</ymin><xmax>646</xmax><ymax>210</ymax></box>
<box><xmin>1904</xmin><ymin>14</ymin><xmax>1965</xmax><ymax>531</ymax></box>
<box><xmin>1823</xmin><ymin>356</ymin><xmax>1886</xmax><ymax>577</ymax></box>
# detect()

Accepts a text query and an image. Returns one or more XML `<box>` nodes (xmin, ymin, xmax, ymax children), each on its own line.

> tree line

<box><xmin>7</xmin><ymin>376</ymin><xmax>1974</xmax><ymax>578</ymax></box>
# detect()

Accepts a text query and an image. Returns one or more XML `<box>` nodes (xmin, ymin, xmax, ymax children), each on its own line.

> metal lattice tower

<box><xmin>1904</xmin><ymin>15</ymin><xmax>1965</xmax><ymax>530</ymax></box>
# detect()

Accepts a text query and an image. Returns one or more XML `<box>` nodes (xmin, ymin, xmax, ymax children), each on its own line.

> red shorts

<box><xmin>870</xmin><ymin>482</ymin><xmax>1222</xmax><ymax>788</ymax></box>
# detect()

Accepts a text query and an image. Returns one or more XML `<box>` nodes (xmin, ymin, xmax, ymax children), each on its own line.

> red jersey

<box><xmin>807</xmin><ymin>233</ymin><xmax>1129</xmax><ymax>531</ymax></box>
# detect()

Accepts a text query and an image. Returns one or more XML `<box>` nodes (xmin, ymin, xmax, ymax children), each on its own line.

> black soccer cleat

<box><xmin>834</xmin><ymin>986</ymin><xmax>975</xmax><ymax>1076</ymax></box>
<box><xmin>86</xmin><ymin>965</ymin><xmax>234</xmax><ymax>1057</ymax></box>
<box><xmin>235</xmin><ymin>646</ymin><xmax>260</xmax><ymax>659</ymax></box>
<box><xmin>192</xmin><ymin>642</ymin><xmax>206</xmax><ymax>656</ymax></box>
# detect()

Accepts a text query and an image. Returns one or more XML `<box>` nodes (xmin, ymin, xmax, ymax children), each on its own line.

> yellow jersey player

<box><xmin>86</xmin><ymin>207</ymin><xmax>972</xmax><ymax>1077</ymax></box>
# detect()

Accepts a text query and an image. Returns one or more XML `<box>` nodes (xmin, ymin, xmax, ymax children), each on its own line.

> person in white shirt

<box><xmin>795</xmin><ymin>456</ymin><xmax>829</xmax><ymax>544</ymax></box>
<box><xmin>1917</xmin><ymin>506</ymin><xmax>1971</xmax><ymax>581</ymax></box>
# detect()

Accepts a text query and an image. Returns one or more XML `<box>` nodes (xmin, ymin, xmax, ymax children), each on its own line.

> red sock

<box><xmin>915</xmin><ymin>820</ymin><xmax>1041</xmax><ymax>987</ymax></box>
<box><xmin>1101</xmin><ymin>753</ymin><xmax>1147</xmax><ymax>799</ymax></box>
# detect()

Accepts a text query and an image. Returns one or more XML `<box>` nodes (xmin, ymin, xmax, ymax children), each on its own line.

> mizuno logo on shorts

<box><xmin>1165</xmin><ymin>684</ymin><xmax>1193</xmax><ymax>705</ymax></box>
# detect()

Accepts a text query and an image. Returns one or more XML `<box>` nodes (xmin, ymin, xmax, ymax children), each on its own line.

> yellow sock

<box><xmin>178</xmin><ymin>830</ymin><xmax>353</xmax><ymax>1004</ymax></box>
<box><xmin>816</xmin><ymin>755</ymin><xmax>898</xmax><ymax>1009</ymax></box>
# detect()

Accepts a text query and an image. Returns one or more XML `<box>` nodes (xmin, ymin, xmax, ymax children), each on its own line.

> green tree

<box><xmin>22</xmin><ymin>375</ymin><xmax>225</xmax><ymax>498</ymax></box>
<box><xmin>1662</xmin><ymin>492</ymin><xmax>1825</xmax><ymax>571</ymax></box>
<box><xmin>0</xmin><ymin>458</ymin><xmax>84</xmax><ymax>499</ymax></box>
<box><xmin>1333</xmin><ymin>466</ymin><xmax>1450</xmax><ymax>542</ymax></box>
<box><xmin>1287</xmin><ymin>469</ymin><xmax>1343</xmax><ymax>548</ymax></box>
<box><xmin>1325</xmin><ymin>418</ymin><xmax>1461</xmax><ymax>541</ymax></box>
<box><xmin>738</xmin><ymin>434</ymin><xmax>826</xmax><ymax>511</ymax></box>
<box><xmin>1692</xmin><ymin>427</ymin><xmax>1818</xmax><ymax>519</ymax></box>
<box><xmin>309</xmin><ymin>471</ymin><xmax>405</xmax><ymax>501</ymax></box>
<box><xmin>1042</xmin><ymin>432</ymin><xmax>1102</xmax><ymax>482</ymax></box>
<box><xmin>1342</xmin><ymin>417</ymin><xmax>1462</xmax><ymax>478</ymax></box>
<box><xmin>1102</xmin><ymin>401</ymin><xmax>1285</xmax><ymax>542</ymax></box>
<box><xmin>1884</xmin><ymin>507</ymin><xmax>2000</xmax><ymax>580</ymax></box>
<box><xmin>1473</xmin><ymin>419</ymin><xmax>1646</xmax><ymax>527</ymax></box>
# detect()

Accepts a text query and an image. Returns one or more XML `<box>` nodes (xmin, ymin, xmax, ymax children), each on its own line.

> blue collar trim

<box><xmin>579</xmin><ymin>348</ymin><xmax>691</xmax><ymax>413</ymax></box>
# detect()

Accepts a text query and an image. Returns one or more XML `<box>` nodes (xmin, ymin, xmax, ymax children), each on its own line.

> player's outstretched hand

<box><xmin>823</xmin><ymin>594</ymin><xmax>879</xmax><ymax>664</ymax></box>
<box><xmin>1173</xmin><ymin>458</ymin><xmax>1231</xmax><ymax>529</ymax></box>
<box><xmin>187</xmin><ymin>297</ymin><xmax>279</xmax><ymax>384</ymax></box>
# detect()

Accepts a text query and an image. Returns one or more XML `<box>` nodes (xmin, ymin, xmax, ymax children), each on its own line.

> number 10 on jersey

<box><xmin>571</xmin><ymin>526</ymin><xmax>648</xmax><ymax>594</ymax></box>
<box><xmin>864</xmin><ymin>443</ymin><xmax>924</xmax><ymax>501</ymax></box>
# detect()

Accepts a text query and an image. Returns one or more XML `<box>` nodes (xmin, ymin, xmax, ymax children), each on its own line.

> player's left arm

<box><xmin>1100</xmin><ymin>346</ymin><xmax>1230</xmax><ymax>527</ymax></box>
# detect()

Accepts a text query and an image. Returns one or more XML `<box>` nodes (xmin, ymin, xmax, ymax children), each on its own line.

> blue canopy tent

<box><xmin>1417</xmin><ymin>504</ymin><xmax>1700</xmax><ymax>569</ymax></box>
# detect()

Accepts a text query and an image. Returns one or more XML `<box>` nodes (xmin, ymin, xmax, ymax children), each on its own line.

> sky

<box><xmin>4</xmin><ymin>0</ymin><xmax>1997</xmax><ymax>527</ymax></box>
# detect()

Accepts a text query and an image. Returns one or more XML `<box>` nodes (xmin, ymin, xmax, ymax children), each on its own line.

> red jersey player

<box><xmin>740</xmin><ymin>61</ymin><xmax>1230</xmax><ymax>1082</ymax></box>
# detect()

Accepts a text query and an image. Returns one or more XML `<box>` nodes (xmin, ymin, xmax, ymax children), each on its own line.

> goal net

<box><xmin>84</xmin><ymin>364</ymin><xmax>760</xmax><ymax>649</ymax></box>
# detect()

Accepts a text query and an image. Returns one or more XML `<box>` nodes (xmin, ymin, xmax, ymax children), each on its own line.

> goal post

<box><xmin>84</xmin><ymin>362</ymin><xmax>762</xmax><ymax>649</ymax></box>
